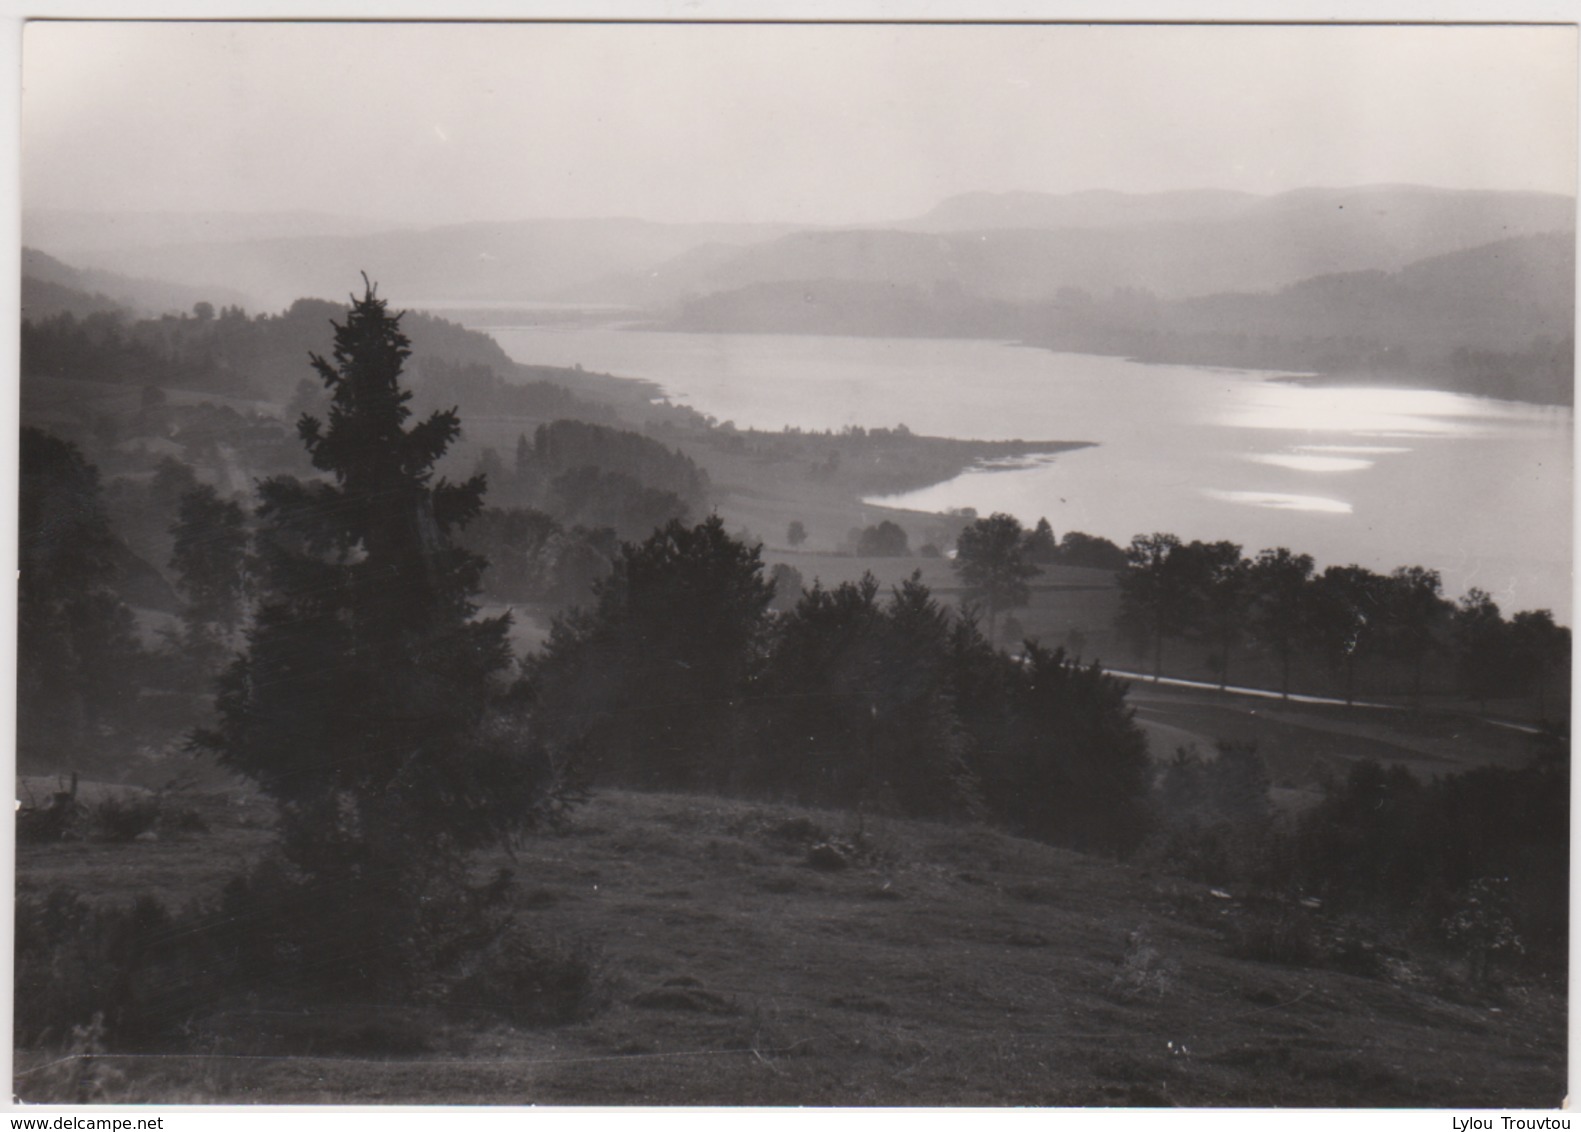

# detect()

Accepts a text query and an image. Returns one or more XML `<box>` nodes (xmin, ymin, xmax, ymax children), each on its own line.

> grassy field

<box><xmin>14</xmin><ymin>786</ymin><xmax>1566</xmax><ymax>1107</ymax></box>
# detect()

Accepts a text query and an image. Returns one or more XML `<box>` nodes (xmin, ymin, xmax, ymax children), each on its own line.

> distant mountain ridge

<box><xmin>24</xmin><ymin>208</ymin><xmax>411</xmax><ymax>263</ymax></box>
<box><xmin>671</xmin><ymin>230</ymin><xmax>1576</xmax><ymax>405</ymax></box>
<box><xmin>29</xmin><ymin>185</ymin><xmax>1572</xmax><ymax>314</ymax></box>
<box><xmin>899</xmin><ymin>187</ymin><xmax>1263</xmax><ymax>231</ymax></box>
<box><xmin>30</xmin><ymin>216</ymin><xmax>805</xmax><ymax>312</ymax></box>
<box><xmin>615</xmin><ymin>185</ymin><xmax>1576</xmax><ymax>308</ymax></box>
<box><xmin>23</xmin><ymin>185</ymin><xmax>1575</xmax><ymax>404</ymax></box>
<box><xmin>22</xmin><ymin>247</ymin><xmax>253</xmax><ymax>317</ymax></box>
<box><xmin>901</xmin><ymin>183</ymin><xmax>1573</xmax><ymax>233</ymax></box>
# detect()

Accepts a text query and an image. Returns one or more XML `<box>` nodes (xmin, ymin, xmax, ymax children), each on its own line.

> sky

<box><xmin>19</xmin><ymin>20</ymin><xmax>1581</xmax><ymax>227</ymax></box>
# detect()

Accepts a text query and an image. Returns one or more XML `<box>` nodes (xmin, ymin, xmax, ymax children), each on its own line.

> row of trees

<box><xmin>1115</xmin><ymin>533</ymin><xmax>1569</xmax><ymax>711</ymax></box>
<box><xmin>938</xmin><ymin>511</ymin><xmax>1567</xmax><ymax>712</ymax></box>
<box><xmin>526</xmin><ymin>517</ymin><xmax>1153</xmax><ymax>852</ymax></box>
<box><xmin>948</xmin><ymin>513</ymin><xmax>1127</xmax><ymax>640</ymax></box>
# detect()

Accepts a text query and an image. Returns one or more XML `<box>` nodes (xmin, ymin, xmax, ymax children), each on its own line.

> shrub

<box><xmin>856</xmin><ymin>520</ymin><xmax>909</xmax><ymax>557</ymax></box>
<box><xmin>1292</xmin><ymin>750</ymin><xmax>1567</xmax><ymax>971</ymax></box>
<box><xmin>1111</xmin><ymin>928</ymin><xmax>1175</xmax><ymax>1000</ymax></box>
<box><xmin>1226</xmin><ymin>904</ymin><xmax>1321</xmax><ymax>968</ymax></box>
<box><xmin>91</xmin><ymin>795</ymin><xmax>161</xmax><ymax>842</ymax></box>
<box><xmin>13</xmin><ymin>1014</ymin><xmax>126</xmax><ymax>1105</ymax></box>
<box><xmin>748</xmin><ymin>572</ymin><xmax>979</xmax><ymax>819</ymax></box>
<box><xmin>1324</xmin><ymin>926</ymin><xmax>1388</xmax><ymax>978</ymax></box>
<box><xmin>155</xmin><ymin>803</ymin><xmax>210</xmax><ymax>837</ymax></box>
<box><xmin>15</xmin><ymin>890</ymin><xmax>206</xmax><ymax>1050</ymax></box>
<box><xmin>972</xmin><ymin>642</ymin><xmax>1153</xmax><ymax>854</ymax></box>
<box><xmin>1442</xmin><ymin>876</ymin><xmax>1526</xmax><ymax>984</ymax></box>
<box><xmin>528</xmin><ymin>515</ymin><xmax>773</xmax><ymax>792</ymax></box>
<box><xmin>441</xmin><ymin>925</ymin><xmax>611</xmax><ymax>1026</ymax></box>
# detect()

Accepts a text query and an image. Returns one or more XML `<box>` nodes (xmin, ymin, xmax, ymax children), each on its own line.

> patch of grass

<box><xmin>194</xmin><ymin>1006</ymin><xmax>438</xmax><ymax>1058</ymax></box>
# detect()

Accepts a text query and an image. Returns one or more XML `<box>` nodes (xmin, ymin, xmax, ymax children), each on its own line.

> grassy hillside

<box><xmin>14</xmin><ymin>787</ymin><xmax>1564</xmax><ymax>1106</ymax></box>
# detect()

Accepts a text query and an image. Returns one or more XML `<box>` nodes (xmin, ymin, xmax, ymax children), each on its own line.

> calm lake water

<box><xmin>485</xmin><ymin>325</ymin><xmax>1573</xmax><ymax>620</ymax></box>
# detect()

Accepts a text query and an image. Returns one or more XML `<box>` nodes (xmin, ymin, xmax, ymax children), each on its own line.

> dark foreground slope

<box><xmin>15</xmin><ymin>789</ymin><xmax>1564</xmax><ymax>1107</ymax></box>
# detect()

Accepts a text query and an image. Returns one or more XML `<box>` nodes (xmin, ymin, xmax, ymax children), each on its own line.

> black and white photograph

<box><xmin>11</xmin><ymin>10</ymin><xmax>1575</xmax><ymax>1109</ymax></box>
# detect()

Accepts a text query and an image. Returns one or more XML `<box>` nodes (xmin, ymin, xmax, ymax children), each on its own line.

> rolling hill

<box><xmin>601</xmin><ymin>185</ymin><xmax>1576</xmax><ymax>308</ymax></box>
<box><xmin>21</xmin><ymin>247</ymin><xmax>254</xmax><ymax>318</ymax></box>
<box><xmin>29</xmin><ymin>217</ymin><xmax>804</xmax><ymax>312</ymax></box>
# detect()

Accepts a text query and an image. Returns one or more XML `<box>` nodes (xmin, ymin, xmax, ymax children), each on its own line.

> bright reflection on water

<box><xmin>1296</xmin><ymin>445</ymin><xmax>1413</xmax><ymax>455</ymax></box>
<box><xmin>1245</xmin><ymin>454</ymin><xmax>1374</xmax><ymax>473</ymax></box>
<box><xmin>1220</xmin><ymin>384</ymin><xmax>1528</xmax><ymax>437</ymax></box>
<box><xmin>1202</xmin><ymin>490</ymin><xmax>1354</xmax><ymax>514</ymax></box>
<box><xmin>485</xmin><ymin>328</ymin><xmax>1573</xmax><ymax>618</ymax></box>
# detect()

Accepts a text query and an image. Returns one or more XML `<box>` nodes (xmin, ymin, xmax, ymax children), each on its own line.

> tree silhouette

<box><xmin>18</xmin><ymin>428</ymin><xmax>143</xmax><ymax>764</ymax></box>
<box><xmin>1023</xmin><ymin>518</ymin><xmax>1058</xmax><ymax>564</ymax></box>
<box><xmin>1180</xmin><ymin>540</ymin><xmax>1246</xmax><ymax>690</ymax></box>
<box><xmin>857</xmin><ymin>519</ymin><xmax>910</xmax><ymax>557</ymax></box>
<box><xmin>1451</xmin><ymin>589</ymin><xmax>1512</xmax><ymax>709</ymax></box>
<box><xmin>990</xmin><ymin>642</ymin><xmax>1153</xmax><ymax>853</ymax></box>
<box><xmin>1246</xmin><ymin>547</ymin><xmax>1315</xmax><ymax>700</ymax></box>
<box><xmin>193</xmin><ymin>282</ymin><xmax>543</xmax><ymax>990</ymax></box>
<box><xmin>768</xmin><ymin>561</ymin><xmax>805</xmax><ymax>612</ymax></box>
<box><xmin>1309</xmin><ymin>564</ymin><xmax>1386</xmax><ymax>704</ymax></box>
<box><xmin>752</xmin><ymin>572</ymin><xmax>977</xmax><ymax>817</ymax></box>
<box><xmin>527</xmin><ymin>515</ymin><xmax>774</xmax><ymax>790</ymax></box>
<box><xmin>1508</xmin><ymin>609</ymin><xmax>1569</xmax><ymax>721</ymax></box>
<box><xmin>1116</xmin><ymin>532</ymin><xmax>1192</xmax><ymax>680</ymax></box>
<box><xmin>1054</xmin><ymin>530</ymin><xmax>1128</xmax><ymax>571</ymax></box>
<box><xmin>954</xmin><ymin>513</ymin><xmax>1040</xmax><ymax>643</ymax></box>
<box><xmin>166</xmin><ymin>484</ymin><xmax>251</xmax><ymax>680</ymax></box>
<box><xmin>170</xmin><ymin>486</ymin><xmax>249</xmax><ymax>632</ymax></box>
<box><xmin>1381</xmin><ymin>566</ymin><xmax>1450</xmax><ymax>707</ymax></box>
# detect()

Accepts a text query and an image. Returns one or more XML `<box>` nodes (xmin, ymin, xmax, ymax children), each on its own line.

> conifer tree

<box><xmin>194</xmin><ymin>282</ymin><xmax>547</xmax><ymax>988</ymax></box>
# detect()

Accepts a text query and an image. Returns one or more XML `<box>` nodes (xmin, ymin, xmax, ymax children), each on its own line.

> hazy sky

<box><xmin>21</xmin><ymin>20</ymin><xmax>1579</xmax><ymax>226</ymax></box>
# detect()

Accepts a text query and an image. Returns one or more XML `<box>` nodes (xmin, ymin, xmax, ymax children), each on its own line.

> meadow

<box><xmin>14</xmin><ymin>787</ymin><xmax>1566</xmax><ymax>1106</ymax></box>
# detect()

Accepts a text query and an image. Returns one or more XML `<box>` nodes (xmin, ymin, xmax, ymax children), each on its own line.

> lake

<box><xmin>483</xmin><ymin>325</ymin><xmax>1573</xmax><ymax>620</ymax></box>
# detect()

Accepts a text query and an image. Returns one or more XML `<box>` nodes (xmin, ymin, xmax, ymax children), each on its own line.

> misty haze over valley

<box><xmin>14</xmin><ymin>19</ymin><xmax>1576</xmax><ymax>1110</ymax></box>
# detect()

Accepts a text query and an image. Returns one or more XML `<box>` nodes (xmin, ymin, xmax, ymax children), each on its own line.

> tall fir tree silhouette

<box><xmin>197</xmin><ymin>280</ymin><xmax>527</xmax><ymax>887</ymax></box>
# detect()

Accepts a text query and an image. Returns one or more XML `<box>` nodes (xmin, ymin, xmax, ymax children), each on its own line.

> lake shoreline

<box><xmin>476</xmin><ymin>320</ymin><xmax>1101</xmax><ymax>553</ymax></box>
<box><xmin>480</xmin><ymin>321</ymin><xmax>1572</xmax><ymax>618</ymax></box>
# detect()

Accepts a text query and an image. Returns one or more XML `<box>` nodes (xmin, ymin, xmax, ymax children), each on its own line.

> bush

<box><xmin>15</xmin><ymin>890</ymin><xmax>206</xmax><ymax>1049</ymax></box>
<box><xmin>856</xmin><ymin>520</ymin><xmax>909</xmax><ymax>557</ymax></box>
<box><xmin>155</xmin><ymin>803</ymin><xmax>210</xmax><ymax>837</ymax></box>
<box><xmin>91</xmin><ymin>795</ymin><xmax>161</xmax><ymax>842</ymax></box>
<box><xmin>528</xmin><ymin>515</ymin><xmax>773</xmax><ymax>792</ymax></box>
<box><xmin>17</xmin><ymin>799</ymin><xmax>84</xmax><ymax>844</ymax></box>
<box><xmin>1442</xmin><ymin>876</ymin><xmax>1526</xmax><ymax>984</ymax></box>
<box><xmin>971</xmin><ymin>642</ymin><xmax>1153</xmax><ymax>854</ymax></box>
<box><xmin>1291</xmin><ymin>751</ymin><xmax>1567</xmax><ymax>971</ymax></box>
<box><xmin>1226</xmin><ymin>904</ymin><xmax>1322</xmax><ymax>968</ymax></box>
<box><xmin>440</xmin><ymin>925</ymin><xmax>611</xmax><ymax>1027</ymax></box>
<box><xmin>16</xmin><ymin>859</ymin><xmax>611</xmax><ymax>1056</ymax></box>
<box><xmin>747</xmin><ymin>573</ymin><xmax>980</xmax><ymax>819</ymax></box>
